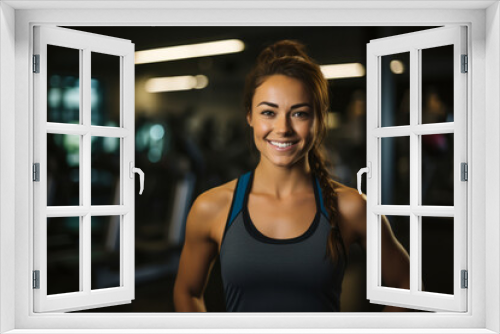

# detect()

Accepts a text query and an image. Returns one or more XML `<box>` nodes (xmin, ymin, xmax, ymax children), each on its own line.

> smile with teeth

<box><xmin>268</xmin><ymin>140</ymin><xmax>297</xmax><ymax>149</ymax></box>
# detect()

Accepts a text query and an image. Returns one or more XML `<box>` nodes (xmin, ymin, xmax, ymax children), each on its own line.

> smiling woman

<box><xmin>173</xmin><ymin>40</ymin><xmax>410</xmax><ymax>312</ymax></box>
<box><xmin>0</xmin><ymin>0</ymin><xmax>494</xmax><ymax>329</ymax></box>
<box><xmin>248</xmin><ymin>75</ymin><xmax>315</xmax><ymax>168</ymax></box>
<box><xmin>26</xmin><ymin>22</ymin><xmax>468</xmax><ymax>316</ymax></box>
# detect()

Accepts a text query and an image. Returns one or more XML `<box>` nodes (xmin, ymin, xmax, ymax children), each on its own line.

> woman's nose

<box><xmin>275</xmin><ymin>114</ymin><xmax>292</xmax><ymax>135</ymax></box>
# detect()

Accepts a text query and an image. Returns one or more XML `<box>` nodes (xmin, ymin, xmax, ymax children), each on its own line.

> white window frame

<box><xmin>366</xmin><ymin>26</ymin><xmax>468</xmax><ymax>312</ymax></box>
<box><xmin>33</xmin><ymin>25</ymin><xmax>136</xmax><ymax>313</ymax></box>
<box><xmin>0</xmin><ymin>1</ymin><xmax>498</xmax><ymax>333</ymax></box>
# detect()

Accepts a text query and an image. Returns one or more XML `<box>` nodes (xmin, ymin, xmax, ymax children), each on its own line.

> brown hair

<box><xmin>243</xmin><ymin>40</ymin><xmax>347</xmax><ymax>264</ymax></box>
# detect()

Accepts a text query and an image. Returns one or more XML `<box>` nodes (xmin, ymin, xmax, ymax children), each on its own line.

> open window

<box><xmin>33</xmin><ymin>26</ymin><xmax>139</xmax><ymax>312</ymax></box>
<box><xmin>32</xmin><ymin>24</ymin><xmax>468</xmax><ymax>314</ymax></box>
<box><xmin>363</xmin><ymin>26</ymin><xmax>467</xmax><ymax>312</ymax></box>
<box><xmin>0</xmin><ymin>0</ymin><xmax>495</xmax><ymax>331</ymax></box>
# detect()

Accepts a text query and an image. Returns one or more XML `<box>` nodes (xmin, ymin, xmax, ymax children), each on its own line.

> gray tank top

<box><xmin>219</xmin><ymin>171</ymin><xmax>345</xmax><ymax>312</ymax></box>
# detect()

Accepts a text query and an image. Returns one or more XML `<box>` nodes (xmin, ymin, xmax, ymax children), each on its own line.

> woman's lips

<box><xmin>267</xmin><ymin>140</ymin><xmax>298</xmax><ymax>151</ymax></box>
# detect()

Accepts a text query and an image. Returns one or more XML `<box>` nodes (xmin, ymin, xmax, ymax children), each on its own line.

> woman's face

<box><xmin>247</xmin><ymin>74</ymin><xmax>315</xmax><ymax>169</ymax></box>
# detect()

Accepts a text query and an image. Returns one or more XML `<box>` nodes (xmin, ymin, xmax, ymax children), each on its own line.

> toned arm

<box><xmin>173</xmin><ymin>186</ymin><xmax>232</xmax><ymax>312</ymax></box>
<box><xmin>337</xmin><ymin>188</ymin><xmax>410</xmax><ymax>312</ymax></box>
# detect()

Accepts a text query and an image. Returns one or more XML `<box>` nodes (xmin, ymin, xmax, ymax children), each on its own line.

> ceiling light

<box><xmin>320</xmin><ymin>63</ymin><xmax>365</xmax><ymax>79</ymax></box>
<box><xmin>135</xmin><ymin>39</ymin><xmax>245</xmax><ymax>64</ymax></box>
<box><xmin>145</xmin><ymin>75</ymin><xmax>209</xmax><ymax>93</ymax></box>
<box><xmin>390</xmin><ymin>60</ymin><xmax>405</xmax><ymax>74</ymax></box>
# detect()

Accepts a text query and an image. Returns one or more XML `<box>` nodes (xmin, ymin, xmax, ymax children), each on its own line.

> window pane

<box><xmin>421</xmin><ymin>133</ymin><xmax>454</xmax><ymax>206</ymax></box>
<box><xmin>47</xmin><ymin>133</ymin><xmax>80</xmax><ymax>206</ymax></box>
<box><xmin>381</xmin><ymin>136</ymin><xmax>410</xmax><ymax>205</ymax></box>
<box><xmin>91</xmin><ymin>52</ymin><xmax>120</xmax><ymax>127</ymax></box>
<box><xmin>422</xmin><ymin>216</ymin><xmax>454</xmax><ymax>294</ymax></box>
<box><xmin>91</xmin><ymin>216</ymin><xmax>121</xmax><ymax>289</ymax></box>
<box><xmin>421</xmin><ymin>45</ymin><xmax>454</xmax><ymax>124</ymax></box>
<box><xmin>381</xmin><ymin>52</ymin><xmax>410</xmax><ymax>127</ymax></box>
<box><xmin>47</xmin><ymin>217</ymin><xmax>80</xmax><ymax>295</ymax></box>
<box><xmin>47</xmin><ymin>45</ymin><xmax>80</xmax><ymax>124</ymax></box>
<box><xmin>381</xmin><ymin>215</ymin><xmax>410</xmax><ymax>290</ymax></box>
<box><xmin>91</xmin><ymin>136</ymin><xmax>120</xmax><ymax>205</ymax></box>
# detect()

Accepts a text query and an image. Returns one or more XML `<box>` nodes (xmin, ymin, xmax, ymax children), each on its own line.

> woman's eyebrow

<box><xmin>290</xmin><ymin>103</ymin><xmax>312</xmax><ymax>109</ymax></box>
<box><xmin>257</xmin><ymin>101</ymin><xmax>278</xmax><ymax>108</ymax></box>
<box><xmin>256</xmin><ymin>101</ymin><xmax>311</xmax><ymax>109</ymax></box>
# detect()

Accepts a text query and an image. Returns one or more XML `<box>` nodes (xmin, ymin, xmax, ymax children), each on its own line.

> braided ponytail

<box><xmin>244</xmin><ymin>40</ymin><xmax>347</xmax><ymax>264</ymax></box>
<box><xmin>309</xmin><ymin>147</ymin><xmax>347</xmax><ymax>264</ymax></box>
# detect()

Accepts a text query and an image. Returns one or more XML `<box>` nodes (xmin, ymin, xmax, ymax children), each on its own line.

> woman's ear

<box><xmin>246</xmin><ymin>112</ymin><xmax>253</xmax><ymax>127</ymax></box>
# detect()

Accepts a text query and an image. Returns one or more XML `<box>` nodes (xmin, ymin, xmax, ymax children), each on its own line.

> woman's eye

<box><xmin>293</xmin><ymin>111</ymin><xmax>310</xmax><ymax>118</ymax></box>
<box><xmin>261</xmin><ymin>110</ymin><xmax>275</xmax><ymax>116</ymax></box>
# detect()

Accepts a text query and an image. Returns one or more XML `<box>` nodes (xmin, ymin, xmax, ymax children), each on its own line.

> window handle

<box><xmin>357</xmin><ymin>162</ymin><xmax>371</xmax><ymax>195</ymax></box>
<box><xmin>129</xmin><ymin>162</ymin><xmax>145</xmax><ymax>195</ymax></box>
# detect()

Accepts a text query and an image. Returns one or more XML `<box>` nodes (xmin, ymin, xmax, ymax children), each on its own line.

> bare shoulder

<box><xmin>335</xmin><ymin>184</ymin><xmax>367</xmax><ymax>220</ymax></box>
<box><xmin>334</xmin><ymin>182</ymin><xmax>367</xmax><ymax>240</ymax></box>
<box><xmin>191</xmin><ymin>179</ymin><xmax>237</xmax><ymax>218</ymax></box>
<box><xmin>186</xmin><ymin>178</ymin><xmax>238</xmax><ymax>244</ymax></box>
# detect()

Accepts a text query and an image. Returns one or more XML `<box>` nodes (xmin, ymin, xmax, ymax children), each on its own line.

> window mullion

<box><xmin>78</xmin><ymin>47</ymin><xmax>84</xmax><ymax>293</ymax></box>
<box><xmin>82</xmin><ymin>47</ymin><xmax>92</xmax><ymax>294</ymax></box>
<box><xmin>409</xmin><ymin>47</ymin><xmax>420</xmax><ymax>295</ymax></box>
<box><xmin>453</xmin><ymin>26</ymin><xmax>468</xmax><ymax>309</ymax></box>
<box><xmin>122</xmin><ymin>50</ymin><xmax>135</xmax><ymax>292</ymax></box>
<box><xmin>365</xmin><ymin>47</ymin><xmax>379</xmax><ymax>299</ymax></box>
<box><xmin>372</xmin><ymin>205</ymin><xmax>455</xmax><ymax>216</ymax></box>
<box><xmin>90</xmin><ymin>205</ymin><xmax>129</xmax><ymax>216</ymax></box>
<box><xmin>373</xmin><ymin>123</ymin><xmax>455</xmax><ymax>137</ymax></box>
<box><xmin>90</xmin><ymin>126</ymin><xmax>130</xmax><ymax>138</ymax></box>
<box><xmin>33</xmin><ymin>30</ymin><xmax>49</xmax><ymax>304</ymax></box>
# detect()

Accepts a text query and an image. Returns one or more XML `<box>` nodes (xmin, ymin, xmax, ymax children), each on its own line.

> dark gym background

<box><xmin>45</xmin><ymin>26</ymin><xmax>454</xmax><ymax>312</ymax></box>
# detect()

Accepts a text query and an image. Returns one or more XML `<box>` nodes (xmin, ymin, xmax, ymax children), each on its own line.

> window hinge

<box><xmin>33</xmin><ymin>54</ymin><xmax>40</xmax><ymax>73</ymax></box>
<box><xmin>461</xmin><ymin>54</ymin><xmax>468</xmax><ymax>73</ymax></box>
<box><xmin>461</xmin><ymin>162</ymin><xmax>468</xmax><ymax>181</ymax></box>
<box><xmin>33</xmin><ymin>163</ymin><xmax>40</xmax><ymax>182</ymax></box>
<box><xmin>461</xmin><ymin>270</ymin><xmax>468</xmax><ymax>289</ymax></box>
<box><xmin>33</xmin><ymin>270</ymin><xmax>40</xmax><ymax>289</ymax></box>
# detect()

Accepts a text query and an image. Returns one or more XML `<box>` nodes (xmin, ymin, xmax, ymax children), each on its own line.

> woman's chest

<box><xmin>220</xmin><ymin>219</ymin><xmax>335</xmax><ymax>289</ymax></box>
<box><xmin>247</xmin><ymin>192</ymin><xmax>317</xmax><ymax>240</ymax></box>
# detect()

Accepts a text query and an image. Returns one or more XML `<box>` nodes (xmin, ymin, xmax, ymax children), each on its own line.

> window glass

<box><xmin>47</xmin><ymin>45</ymin><xmax>80</xmax><ymax>124</ymax></box>
<box><xmin>47</xmin><ymin>217</ymin><xmax>80</xmax><ymax>295</ymax></box>
<box><xmin>381</xmin><ymin>215</ymin><xmax>410</xmax><ymax>290</ymax></box>
<box><xmin>421</xmin><ymin>216</ymin><xmax>454</xmax><ymax>294</ymax></box>
<box><xmin>381</xmin><ymin>136</ymin><xmax>410</xmax><ymax>205</ymax></box>
<box><xmin>381</xmin><ymin>52</ymin><xmax>410</xmax><ymax>127</ymax></box>
<box><xmin>47</xmin><ymin>133</ymin><xmax>80</xmax><ymax>206</ymax></box>
<box><xmin>91</xmin><ymin>216</ymin><xmax>121</xmax><ymax>290</ymax></box>
<box><xmin>421</xmin><ymin>45</ymin><xmax>454</xmax><ymax>124</ymax></box>
<box><xmin>91</xmin><ymin>52</ymin><xmax>120</xmax><ymax>127</ymax></box>
<box><xmin>421</xmin><ymin>134</ymin><xmax>454</xmax><ymax>206</ymax></box>
<box><xmin>91</xmin><ymin>136</ymin><xmax>121</xmax><ymax>206</ymax></box>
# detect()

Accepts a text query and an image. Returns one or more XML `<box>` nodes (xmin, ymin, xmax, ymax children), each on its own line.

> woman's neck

<box><xmin>253</xmin><ymin>160</ymin><xmax>313</xmax><ymax>199</ymax></box>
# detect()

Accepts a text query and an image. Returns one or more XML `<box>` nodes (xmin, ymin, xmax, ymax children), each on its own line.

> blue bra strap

<box><xmin>315</xmin><ymin>177</ymin><xmax>329</xmax><ymax>219</ymax></box>
<box><xmin>227</xmin><ymin>171</ymin><xmax>252</xmax><ymax>229</ymax></box>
